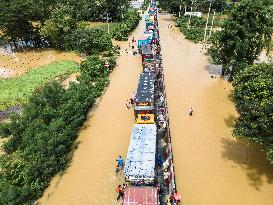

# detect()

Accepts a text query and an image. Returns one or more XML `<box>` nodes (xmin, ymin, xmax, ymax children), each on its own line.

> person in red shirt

<box><xmin>116</xmin><ymin>185</ymin><xmax>124</xmax><ymax>201</ymax></box>
<box><xmin>173</xmin><ymin>190</ymin><xmax>182</xmax><ymax>204</ymax></box>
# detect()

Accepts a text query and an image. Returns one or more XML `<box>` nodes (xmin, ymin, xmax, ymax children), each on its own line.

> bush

<box><xmin>112</xmin><ymin>9</ymin><xmax>141</xmax><ymax>41</ymax></box>
<box><xmin>112</xmin><ymin>23</ymin><xmax>130</xmax><ymax>41</ymax></box>
<box><xmin>41</xmin><ymin>4</ymin><xmax>77</xmax><ymax>49</ymax></box>
<box><xmin>78</xmin><ymin>55</ymin><xmax>115</xmax><ymax>83</ymax></box>
<box><xmin>64</xmin><ymin>28</ymin><xmax>113</xmax><ymax>54</ymax></box>
<box><xmin>177</xmin><ymin>16</ymin><xmax>206</xmax><ymax>43</ymax></box>
<box><xmin>181</xmin><ymin>27</ymin><xmax>204</xmax><ymax>43</ymax></box>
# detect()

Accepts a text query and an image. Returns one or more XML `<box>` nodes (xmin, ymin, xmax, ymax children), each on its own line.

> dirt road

<box><xmin>38</xmin><ymin>17</ymin><xmax>145</xmax><ymax>205</ymax></box>
<box><xmin>159</xmin><ymin>14</ymin><xmax>273</xmax><ymax>205</ymax></box>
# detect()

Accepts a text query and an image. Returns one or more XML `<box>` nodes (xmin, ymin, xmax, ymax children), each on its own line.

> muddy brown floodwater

<box><xmin>159</xmin><ymin>14</ymin><xmax>273</xmax><ymax>205</ymax></box>
<box><xmin>38</xmin><ymin>16</ymin><xmax>146</xmax><ymax>205</ymax></box>
<box><xmin>0</xmin><ymin>49</ymin><xmax>81</xmax><ymax>78</ymax></box>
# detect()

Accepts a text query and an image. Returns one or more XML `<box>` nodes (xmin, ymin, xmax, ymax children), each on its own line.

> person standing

<box><xmin>157</xmin><ymin>155</ymin><xmax>163</xmax><ymax>168</ymax></box>
<box><xmin>126</xmin><ymin>100</ymin><xmax>131</xmax><ymax>110</ymax></box>
<box><xmin>163</xmin><ymin>169</ymin><xmax>170</xmax><ymax>186</ymax></box>
<box><xmin>130</xmin><ymin>92</ymin><xmax>136</xmax><ymax>105</ymax></box>
<box><xmin>122</xmin><ymin>183</ymin><xmax>128</xmax><ymax>192</ymax></box>
<box><xmin>116</xmin><ymin>185</ymin><xmax>124</xmax><ymax>200</ymax></box>
<box><xmin>173</xmin><ymin>191</ymin><xmax>182</xmax><ymax>204</ymax></box>
<box><xmin>188</xmin><ymin>107</ymin><xmax>193</xmax><ymax>116</ymax></box>
<box><xmin>116</xmin><ymin>156</ymin><xmax>124</xmax><ymax>168</ymax></box>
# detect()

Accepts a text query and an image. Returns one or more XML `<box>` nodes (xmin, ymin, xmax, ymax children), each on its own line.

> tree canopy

<box><xmin>208</xmin><ymin>0</ymin><xmax>272</xmax><ymax>78</ymax></box>
<box><xmin>233</xmin><ymin>63</ymin><xmax>273</xmax><ymax>162</ymax></box>
<box><xmin>160</xmin><ymin>0</ymin><xmax>228</xmax><ymax>14</ymax></box>
<box><xmin>0</xmin><ymin>0</ymin><xmax>130</xmax><ymax>45</ymax></box>
<box><xmin>0</xmin><ymin>0</ymin><xmax>36</xmax><ymax>44</ymax></box>
<box><xmin>41</xmin><ymin>3</ymin><xmax>77</xmax><ymax>48</ymax></box>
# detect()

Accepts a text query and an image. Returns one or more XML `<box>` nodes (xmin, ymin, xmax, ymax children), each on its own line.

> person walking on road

<box><xmin>116</xmin><ymin>156</ymin><xmax>124</xmax><ymax>168</ymax></box>
<box><xmin>116</xmin><ymin>185</ymin><xmax>124</xmax><ymax>200</ymax></box>
<box><xmin>188</xmin><ymin>107</ymin><xmax>193</xmax><ymax>116</ymax></box>
<box><xmin>130</xmin><ymin>92</ymin><xmax>136</xmax><ymax>105</ymax></box>
<box><xmin>126</xmin><ymin>100</ymin><xmax>131</xmax><ymax>110</ymax></box>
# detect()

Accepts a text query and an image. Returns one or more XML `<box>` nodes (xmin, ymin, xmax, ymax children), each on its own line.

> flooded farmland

<box><xmin>0</xmin><ymin>49</ymin><xmax>81</xmax><ymax>78</ymax></box>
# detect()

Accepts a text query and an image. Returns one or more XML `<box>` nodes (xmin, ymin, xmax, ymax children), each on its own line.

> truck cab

<box><xmin>141</xmin><ymin>44</ymin><xmax>154</xmax><ymax>62</ymax></box>
<box><xmin>135</xmin><ymin>72</ymin><xmax>155</xmax><ymax>124</ymax></box>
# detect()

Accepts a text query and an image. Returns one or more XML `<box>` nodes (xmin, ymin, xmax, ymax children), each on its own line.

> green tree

<box><xmin>112</xmin><ymin>9</ymin><xmax>141</xmax><ymax>40</ymax></box>
<box><xmin>41</xmin><ymin>3</ymin><xmax>77</xmax><ymax>48</ymax></box>
<box><xmin>233</xmin><ymin>63</ymin><xmax>273</xmax><ymax>162</ymax></box>
<box><xmin>208</xmin><ymin>0</ymin><xmax>272</xmax><ymax>79</ymax></box>
<box><xmin>0</xmin><ymin>0</ymin><xmax>35</xmax><ymax>46</ymax></box>
<box><xmin>102</xmin><ymin>0</ymin><xmax>129</xmax><ymax>21</ymax></box>
<box><xmin>64</xmin><ymin>28</ymin><xmax>112</xmax><ymax>54</ymax></box>
<box><xmin>30</xmin><ymin>0</ymin><xmax>57</xmax><ymax>22</ymax></box>
<box><xmin>160</xmin><ymin>0</ymin><xmax>227</xmax><ymax>14</ymax></box>
<box><xmin>78</xmin><ymin>55</ymin><xmax>108</xmax><ymax>83</ymax></box>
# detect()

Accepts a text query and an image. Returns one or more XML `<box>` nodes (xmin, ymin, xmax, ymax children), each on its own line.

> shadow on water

<box><xmin>221</xmin><ymin>138</ymin><xmax>273</xmax><ymax>190</ymax></box>
<box><xmin>224</xmin><ymin>114</ymin><xmax>237</xmax><ymax>128</ymax></box>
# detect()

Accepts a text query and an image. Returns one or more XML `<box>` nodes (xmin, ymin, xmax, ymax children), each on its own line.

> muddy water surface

<box><xmin>159</xmin><ymin>14</ymin><xmax>273</xmax><ymax>205</ymax></box>
<box><xmin>0</xmin><ymin>49</ymin><xmax>81</xmax><ymax>78</ymax></box>
<box><xmin>38</xmin><ymin>16</ymin><xmax>146</xmax><ymax>205</ymax></box>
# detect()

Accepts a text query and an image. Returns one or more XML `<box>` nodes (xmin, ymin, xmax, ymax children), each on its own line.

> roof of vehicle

<box><xmin>139</xmin><ymin>36</ymin><xmax>150</xmax><ymax>41</ymax></box>
<box><xmin>123</xmin><ymin>186</ymin><xmax>158</xmax><ymax>205</ymax></box>
<box><xmin>124</xmin><ymin>124</ymin><xmax>157</xmax><ymax>182</ymax></box>
<box><xmin>141</xmin><ymin>44</ymin><xmax>153</xmax><ymax>55</ymax></box>
<box><xmin>135</xmin><ymin>72</ymin><xmax>155</xmax><ymax>103</ymax></box>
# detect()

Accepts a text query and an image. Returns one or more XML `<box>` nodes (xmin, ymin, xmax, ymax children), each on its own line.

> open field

<box><xmin>85</xmin><ymin>21</ymin><xmax>118</xmax><ymax>34</ymax></box>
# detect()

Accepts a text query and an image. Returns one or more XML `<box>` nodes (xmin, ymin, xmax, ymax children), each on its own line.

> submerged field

<box><xmin>0</xmin><ymin>60</ymin><xmax>78</xmax><ymax>109</ymax></box>
<box><xmin>0</xmin><ymin>49</ymin><xmax>81</xmax><ymax>78</ymax></box>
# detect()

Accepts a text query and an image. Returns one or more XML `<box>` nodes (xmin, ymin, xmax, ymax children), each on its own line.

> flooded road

<box><xmin>38</xmin><ymin>17</ymin><xmax>146</xmax><ymax>205</ymax></box>
<box><xmin>159</xmin><ymin>14</ymin><xmax>273</xmax><ymax>205</ymax></box>
<box><xmin>38</xmin><ymin>12</ymin><xmax>273</xmax><ymax>205</ymax></box>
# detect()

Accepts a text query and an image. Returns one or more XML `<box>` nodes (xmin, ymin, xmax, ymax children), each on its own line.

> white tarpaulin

<box><xmin>124</xmin><ymin>124</ymin><xmax>157</xmax><ymax>182</ymax></box>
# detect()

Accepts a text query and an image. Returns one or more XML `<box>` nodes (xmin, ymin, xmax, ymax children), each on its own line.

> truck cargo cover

<box><xmin>135</xmin><ymin>72</ymin><xmax>155</xmax><ymax>103</ymax></box>
<box><xmin>124</xmin><ymin>124</ymin><xmax>157</xmax><ymax>182</ymax></box>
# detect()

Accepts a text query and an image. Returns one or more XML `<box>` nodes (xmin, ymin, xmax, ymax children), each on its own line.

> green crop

<box><xmin>0</xmin><ymin>60</ymin><xmax>78</xmax><ymax>110</ymax></box>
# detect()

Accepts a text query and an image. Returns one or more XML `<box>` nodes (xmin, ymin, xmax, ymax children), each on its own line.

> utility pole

<box><xmin>187</xmin><ymin>0</ymin><xmax>195</xmax><ymax>29</ymax></box>
<box><xmin>178</xmin><ymin>0</ymin><xmax>182</xmax><ymax>18</ymax></box>
<box><xmin>203</xmin><ymin>0</ymin><xmax>212</xmax><ymax>44</ymax></box>
<box><xmin>208</xmin><ymin>10</ymin><xmax>216</xmax><ymax>39</ymax></box>
<box><xmin>106</xmin><ymin>13</ymin><xmax>110</xmax><ymax>34</ymax></box>
<box><xmin>179</xmin><ymin>5</ymin><xmax>182</xmax><ymax>17</ymax></box>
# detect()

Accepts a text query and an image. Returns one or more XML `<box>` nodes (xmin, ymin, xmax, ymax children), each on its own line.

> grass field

<box><xmin>0</xmin><ymin>60</ymin><xmax>78</xmax><ymax>110</ymax></box>
<box><xmin>84</xmin><ymin>21</ymin><xmax>118</xmax><ymax>34</ymax></box>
